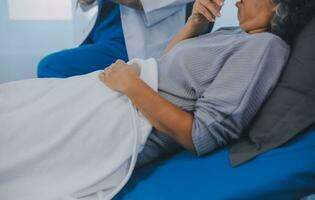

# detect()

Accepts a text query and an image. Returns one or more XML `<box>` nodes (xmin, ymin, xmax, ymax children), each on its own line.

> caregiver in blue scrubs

<box><xmin>37</xmin><ymin>0</ymin><xmax>193</xmax><ymax>78</ymax></box>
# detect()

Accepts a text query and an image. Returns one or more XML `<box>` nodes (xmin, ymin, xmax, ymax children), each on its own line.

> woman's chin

<box><xmin>239</xmin><ymin>23</ymin><xmax>248</xmax><ymax>32</ymax></box>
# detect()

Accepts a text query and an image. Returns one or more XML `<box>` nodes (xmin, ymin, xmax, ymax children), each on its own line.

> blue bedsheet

<box><xmin>115</xmin><ymin>130</ymin><xmax>315</xmax><ymax>200</ymax></box>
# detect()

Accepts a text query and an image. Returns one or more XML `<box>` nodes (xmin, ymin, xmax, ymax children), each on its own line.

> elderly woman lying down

<box><xmin>1</xmin><ymin>0</ymin><xmax>314</xmax><ymax>199</ymax></box>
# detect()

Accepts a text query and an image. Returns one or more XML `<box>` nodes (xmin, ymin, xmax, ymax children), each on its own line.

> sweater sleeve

<box><xmin>192</xmin><ymin>34</ymin><xmax>290</xmax><ymax>155</ymax></box>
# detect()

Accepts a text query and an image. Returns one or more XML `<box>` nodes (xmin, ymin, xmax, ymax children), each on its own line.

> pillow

<box><xmin>230</xmin><ymin>17</ymin><xmax>315</xmax><ymax>166</ymax></box>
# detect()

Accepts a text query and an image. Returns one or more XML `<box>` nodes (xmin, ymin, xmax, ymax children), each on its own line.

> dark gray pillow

<box><xmin>230</xmin><ymin>17</ymin><xmax>315</xmax><ymax>167</ymax></box>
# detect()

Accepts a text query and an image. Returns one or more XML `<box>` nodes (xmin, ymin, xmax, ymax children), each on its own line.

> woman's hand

<box><xmin>190</xmin><ymin>0</ymin><xmax>224</xmax><ymax>25</ymax></box>
<box><xmin>99</xmin><ymin>60</ymin><xmax>141</xmax><ymax>93</ymax></box>
<box><xmin>100</xmin><ymin>61</ymin><xmax>195</xmax><ymax>152</ymax></box>
<box><xmin>165</xmin><ymin>0</ymin><xmax>224</xmax><ymax>53</ymax></box>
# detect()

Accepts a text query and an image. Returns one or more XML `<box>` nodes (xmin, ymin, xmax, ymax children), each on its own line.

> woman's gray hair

<box><xmin>270</xmin><ymin>0</ymin><xmax>315</xmax><ymax>45</ymax></box>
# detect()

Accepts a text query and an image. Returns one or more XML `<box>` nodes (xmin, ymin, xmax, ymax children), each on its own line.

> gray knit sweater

<box><xmin>137</xmin><ymin>27</ymin><xmax>290</xmax><ymax>166</ymax></box>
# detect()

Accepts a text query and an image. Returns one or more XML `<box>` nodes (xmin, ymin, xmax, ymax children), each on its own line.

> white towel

<box><xmin>0</xmin><ymin>58</ymin><xmax>158</xmax><ymax>200</ymax></box>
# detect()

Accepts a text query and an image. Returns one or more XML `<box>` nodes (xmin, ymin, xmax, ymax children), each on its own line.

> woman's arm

<box><xmin>124</xmin><ymin>75</ymin><xmax>195</xmax><ymax>151</ymax></box>
<box><xmin>99</xmin><ymin>60</ymin><xmax>195</xmax><ymax>151</ymax></box>
<box><xmin>165</xmin><ymin>0</ymin><xmax>224</xmax><ymax>53</ymax></box>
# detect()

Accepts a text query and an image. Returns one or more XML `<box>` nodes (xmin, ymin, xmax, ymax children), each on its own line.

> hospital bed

<box><xmin>114</xmin><ymin>15</ymin><xmax>315</xmax><ymax>200</ymax></box>
<box><xmin>0</xmin><ymin>1</ymin><xmax>314</xmax><ymax>199</ymax></box>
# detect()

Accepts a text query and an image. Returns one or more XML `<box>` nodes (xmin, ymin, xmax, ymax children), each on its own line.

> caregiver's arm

<box><xmin>99</xmin><ymin>61</ymin><xmax>195</xmax><ymax>152</ymax></box>
<box><xmin>165</xmin><ymin>0</ymin><xmax>223</xmax><ymax>53</ymax></box>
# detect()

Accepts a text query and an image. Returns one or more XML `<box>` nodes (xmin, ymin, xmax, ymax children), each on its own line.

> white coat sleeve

<box><xmin>140</xmin><ymin>0</ymin><xmax>194</xmax><ymax>27</ymax></box>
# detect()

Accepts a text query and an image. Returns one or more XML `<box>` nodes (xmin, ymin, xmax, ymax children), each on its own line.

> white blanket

<box><xmin>0</xmin><ymin>58</ymin><xmax>158</xmax><ymax>200</ymax></box>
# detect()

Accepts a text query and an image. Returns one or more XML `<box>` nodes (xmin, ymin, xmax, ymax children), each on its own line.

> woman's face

<box><xmin>236</xmin><ymin>0</ymin><xmax>276</xmax><ymax>33</ymax></box>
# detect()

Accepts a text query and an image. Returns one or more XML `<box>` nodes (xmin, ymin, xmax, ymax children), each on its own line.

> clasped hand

<box><xmin>99</xmin><ymin>60</ymin><xmax>141</xmax><ymax>93</ymax></box>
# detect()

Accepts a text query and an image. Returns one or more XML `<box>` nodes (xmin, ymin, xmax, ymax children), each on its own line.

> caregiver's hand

<box><xmin>99</xmin><ymin>60</ymin><xmax>141</xmax><ymax>93</ymax></box>
<box><xmin>191</xmin><ymin>0</ymin><xmax>224</xmax><ymax>24</ymax></box>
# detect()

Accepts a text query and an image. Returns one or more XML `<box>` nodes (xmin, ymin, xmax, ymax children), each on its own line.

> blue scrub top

<box><xmin>90</xmin><ymin>1</ymin><xmax>126</xmax><ymax>44</ymax></box>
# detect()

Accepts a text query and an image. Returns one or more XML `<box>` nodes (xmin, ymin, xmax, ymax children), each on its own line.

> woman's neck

<box><xmin>247</xmin><ymin>27</ymin><xmax>269</xmax><ymax>34</ymax></box>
